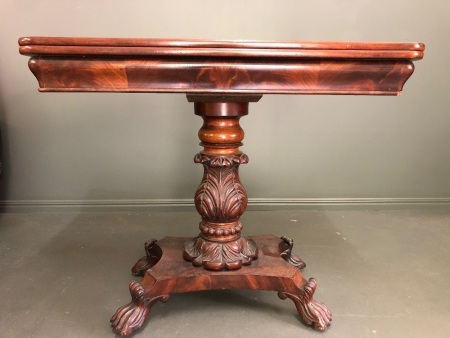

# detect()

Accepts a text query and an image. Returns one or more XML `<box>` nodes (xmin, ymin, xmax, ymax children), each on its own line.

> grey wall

<box><xmin>0</xmin><ymin>1</ymin><xmax>449</xmax><ymax>209</ymax></box>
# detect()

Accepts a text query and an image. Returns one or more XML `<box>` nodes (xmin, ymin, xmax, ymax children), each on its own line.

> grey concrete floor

<box><xmin>0</xmin><ymin>209</ymin><xmax>449</xmax><ymax>338</ymax></box>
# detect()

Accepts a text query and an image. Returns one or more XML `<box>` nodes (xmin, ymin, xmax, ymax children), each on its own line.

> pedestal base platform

<box><xmin>111</xmin><ymin>235</ymin><xmax>332</xmax><ymax>336</ymax></box>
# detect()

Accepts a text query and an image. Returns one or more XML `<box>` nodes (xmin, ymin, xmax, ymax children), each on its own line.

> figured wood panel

<box><xmin>20</xmin><ymin>37</ymin><xmax>424</xmax><ymax>95</ymax></box>
<box><xmin>28</xmin><ymin>57</ymin><xmax>415</xmax><ymax>95</ymax></box>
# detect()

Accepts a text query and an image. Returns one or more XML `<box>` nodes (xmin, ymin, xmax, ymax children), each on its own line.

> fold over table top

<box><xmin>19</xmin><ymin>37</ymin><xmax>424</xmax><ymax>95</ymax></box>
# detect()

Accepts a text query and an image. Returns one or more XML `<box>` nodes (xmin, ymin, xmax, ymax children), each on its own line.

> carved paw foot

<box><xmin>280</xmin><ymin>236</ymin><xmax>306</xmax><ymax>269</ymax></box>
<box><xmin>183</xmin><ymin>236</ymin><xmax>258</xmax><ymax>270</ymax></box>
<box><xmin>278</xmin><ymin>278</ymin><xmax>332</xmax><ymax>331</ymax></box>
<box><xmin>131</xmin><ymin>239</ymin><xmax>162</xmax><ymax>277</ymax></box>
<box><xmin>111</xmin><ymin>281</ymin><xmax>169</xmax><ymax>336</ymax></box>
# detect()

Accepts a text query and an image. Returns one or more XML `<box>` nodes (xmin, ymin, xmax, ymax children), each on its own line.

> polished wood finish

<box><xmin>18</xmin><ymin>37</ymin><xmax>424</xmax><ymax>58</ymax></box>
<box><xmin>111</xmin><ymin>235</ymin><xmax>331</xmax><ymax>336</ymax></box>
<box><xmin>19</xmin><ymin>37</ymin><xmax>423</xmax><ymax>95</ymax></box>
<box><xmin>19</xmin><ymin>37</ymin><xmax>424</xmax><ymax>336</ymax></box>
<box><xmin>183</xmin><ymin>100</ymin><xmax>258</xmax><ymax>270</ymax></box>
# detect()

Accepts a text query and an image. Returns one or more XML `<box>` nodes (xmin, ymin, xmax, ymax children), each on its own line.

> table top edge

<box><xmin>18</xmin><ymin>36</ymin><xmax>425</xmax><ymax>52</ymax></box>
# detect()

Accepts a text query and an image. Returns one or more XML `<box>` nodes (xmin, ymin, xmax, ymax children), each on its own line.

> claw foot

<box><xmin>278</xmin><ymin>278</ymin><xmax>332</xmax><ymax>331</ymax></box>
<box><xmin>111</xmin><ymin>281</ymin><xmax>169</xmax><ymax>336</ymax></box>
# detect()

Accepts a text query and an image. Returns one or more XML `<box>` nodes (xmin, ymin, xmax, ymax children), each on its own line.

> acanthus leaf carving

<box><xmin>183</xmin><ymin>236</ymin><xmax>258</xmax><ymax>271</ymax></box>
<box><xmin>194</xmin><ymin>153</ymin><xmax>248</xmax><ymax>223</ymax></box>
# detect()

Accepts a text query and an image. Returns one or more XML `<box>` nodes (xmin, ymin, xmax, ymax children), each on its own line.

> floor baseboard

<box><xmin>1</xmin><ymin>197</ymin><xmax>449</xmax><ymax>212</ymax></box>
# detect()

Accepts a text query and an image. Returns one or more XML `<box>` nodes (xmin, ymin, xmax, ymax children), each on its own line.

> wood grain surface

<box><xmin>19</xmin><ymin>37</ymin><xmax>424</xmax><ymax>95</ymax></box>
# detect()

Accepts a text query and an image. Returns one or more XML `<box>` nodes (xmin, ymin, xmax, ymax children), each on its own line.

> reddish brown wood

<box><xmin>19</xmin><ymin>37</ymin><xmax>423</xmax><ymax>95</ymax></box>
<box><xmin>280</xmin><ymin>236</ymin><xmax>307</xmax><ymax>269</ymax></box>
<box><xmin>112</xmin><ymin>235</ymin><xmax>331</xmax><ymax>336</ymax></box>
<box><xmin>19</xmin><ymin>37</ymin><xmax>424</xmax><ymax>337</ymax></box>
<box><xmin>131</xmin><ymin>239</ymin><xmax>161</xmax><ymax>277</ymax></box>
<box><xmin>183</xmin><ymin>100</ymin><xmax>259</xmax><ymax>270</ymax></box>
<box><xmin>18</xmin><ymin>37</ymin><xmax>424</xmax><ymax>58</ymax></box>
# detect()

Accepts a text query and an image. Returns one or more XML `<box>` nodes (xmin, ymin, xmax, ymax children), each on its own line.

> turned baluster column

<box><xmin>183</xmin><ymin>98</ymin><xmax>260</xmax><ymax>270</ymax></box>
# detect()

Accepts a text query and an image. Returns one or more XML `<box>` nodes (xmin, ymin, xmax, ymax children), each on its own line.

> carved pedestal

<box><xmin>111</xmin><ymin>99</ymin><xmax>331</xmax><ymax>336</ymax></box>
<box><xmin>183</xmin><ymin>99</ymin><xmax>259</xmax><ymax>270</ymax></box>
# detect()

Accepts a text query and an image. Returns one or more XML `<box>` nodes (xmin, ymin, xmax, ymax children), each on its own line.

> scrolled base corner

<box><xmin>131</xmin><ymin>239</ymin><xmax>162</xmax><ymax>277</ymax></box>
<box><xmin>279</xmin><ymin>235</ymin><xmax>306</xmax><ymax>269</ymax></box>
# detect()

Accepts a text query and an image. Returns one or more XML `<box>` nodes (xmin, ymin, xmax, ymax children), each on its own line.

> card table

<box><xmin>19</xmin><ymin>37</ymin><xmax>424</xmax><ymax>336</ymax></box>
